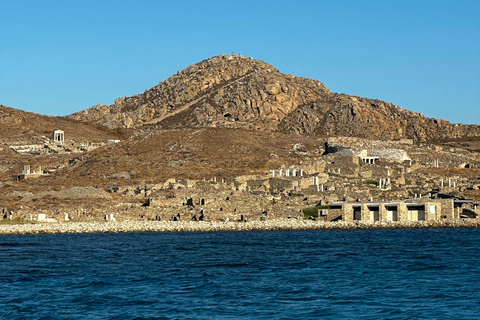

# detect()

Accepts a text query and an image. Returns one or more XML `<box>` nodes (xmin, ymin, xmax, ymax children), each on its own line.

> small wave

<box><xmin>0</xmin><ymin>242</ymin><xmax>41</xmax><ymax>247</ymax></box>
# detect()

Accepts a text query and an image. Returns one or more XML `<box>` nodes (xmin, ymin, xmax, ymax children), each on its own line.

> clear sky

<box><xmin>1</xmin><ymin>0</ymin><xmax>479</xmax><ymax>124</ymax></box>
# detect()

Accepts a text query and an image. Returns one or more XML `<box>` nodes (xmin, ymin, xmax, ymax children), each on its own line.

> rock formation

<box><xmin>70</xmin><ymin>54</ymin><xmax>480</xmax><ymax>142</ymax></box>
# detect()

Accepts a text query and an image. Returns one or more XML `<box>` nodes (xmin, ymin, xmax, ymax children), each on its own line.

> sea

<box><xmin>0</xmin><ymin>228</ymin><xmax>479</xmax><ymax>319</ymax></box>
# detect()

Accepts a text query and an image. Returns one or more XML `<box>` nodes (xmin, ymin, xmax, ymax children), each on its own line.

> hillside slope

<box><xmin>0</xmin><ymin>104</ymin><xmax>126</xmax><ymax>144</ymax></box>
<box><xmin>0</xmin><ymin>104</ymin><xmax>129</xmax><ymax>184</ymax></box>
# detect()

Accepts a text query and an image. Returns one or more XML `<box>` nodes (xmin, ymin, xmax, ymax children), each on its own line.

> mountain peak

<box><xmin>69</xmin><ymin>55</ymin><xmax>479</xmax><ymax>142</ymax></box>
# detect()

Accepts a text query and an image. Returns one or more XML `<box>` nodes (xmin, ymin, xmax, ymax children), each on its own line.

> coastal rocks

<box><xmin>1</xmin><ymin>219</ymin><xmax>479</xmax><ymax>235</ymax></box>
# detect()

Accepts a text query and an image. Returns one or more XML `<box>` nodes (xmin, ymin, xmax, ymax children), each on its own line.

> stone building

<box><xmin>325</xmin><ymin>199</ymin><xmax>458</xmax><ymax>222</ymax></box>
<box><xmin>53</xmin><ymin>130</ymin><xmax>64</xmax><ymax>144</ymax></box>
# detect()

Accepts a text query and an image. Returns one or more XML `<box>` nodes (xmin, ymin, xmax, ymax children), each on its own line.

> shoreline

<box><xmin>1</xmin><ymin>219</ymin><xmax>480</xmax><ymax>235</ymax></box>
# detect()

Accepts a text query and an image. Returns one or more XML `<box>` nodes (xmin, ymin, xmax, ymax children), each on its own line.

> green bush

<box><xmin>303</xmin><ymin>207</ymin><xmax>318</xmax><ymax>219</ymax></box>
<box><xmin>303</xmin><ymin>205</ymin><xmax>330</xmax><ymax>219</ymax></box>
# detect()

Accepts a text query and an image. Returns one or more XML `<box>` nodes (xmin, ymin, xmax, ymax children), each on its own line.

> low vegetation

<box><xmin>303</xmin><ymin>205</ymin><xmax>330</xmax><ymax>219</ymax></box>
<box><xmin>0</xmin><ymin>218</ymin><xmax>32</xmax><ymax>225</ymax></box>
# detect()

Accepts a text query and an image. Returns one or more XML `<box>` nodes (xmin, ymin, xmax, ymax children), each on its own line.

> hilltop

<box><xmin>70</xmin><ymin>54</ymin><xmax>480</xmax><ymax>142</ymax></box>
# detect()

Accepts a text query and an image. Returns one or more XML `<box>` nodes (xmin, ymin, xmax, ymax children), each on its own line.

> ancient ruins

<box><xmin>1</xmin><ymin>55</ymin><xmax>479</xmax><ymax>226</ymax></box>
<box><xmin>4</xmin><ymin>132</ymin><xmax>479</xmax><ymax>224</ymax></box>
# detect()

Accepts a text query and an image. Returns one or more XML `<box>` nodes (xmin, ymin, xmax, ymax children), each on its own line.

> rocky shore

<box><xmin>1</xmin><ymin>219</ymin><xmax>479</xmax><ymax>235</ymax></box>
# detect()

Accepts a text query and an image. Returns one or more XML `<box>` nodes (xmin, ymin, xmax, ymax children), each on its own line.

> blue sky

<box><xmin>1</xmin><ymin>0</ymin><xmax>479</xmax><ymax>124</ymax></box>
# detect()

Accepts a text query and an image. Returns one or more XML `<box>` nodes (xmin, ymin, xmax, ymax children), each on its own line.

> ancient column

<box><xmin>379</xmin><ymin>203</ymin><xmax>388</xmax><ymax>221</ymax></box>
<box><xmin>398</xmin><ymin>202</ymin><xmax>408</xmax><ymax>221</ymax></box>
<box><xmin>342</xmin><ymin>204</ymin><xmax>354</xmax><ymax>222</ymax></box>
<box><xmin>361</xmin><ymin>204</ymin><xmax>370</xmax><ymax>221</ymax></box>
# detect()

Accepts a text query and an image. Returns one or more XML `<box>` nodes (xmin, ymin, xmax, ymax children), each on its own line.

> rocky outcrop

<box><xmin>70</xmin><ymin>54</ymin><xmax>329</xmax><ymax>130</ymax></box>
<box><xmin>69</xmin><ymin>54</ymin><xmax>480</xmax><ymax>142</ymax></box>
<box><xmin>279</xmin><ymin>94</ymin><xmax>480</xmax><ymax>141</ymax></box>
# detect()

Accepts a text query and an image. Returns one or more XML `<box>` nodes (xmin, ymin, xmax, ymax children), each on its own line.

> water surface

<box><xmin>1</xmin><ymin>228</ymin><xmax>479</xmax><ymax>319</ymax></box>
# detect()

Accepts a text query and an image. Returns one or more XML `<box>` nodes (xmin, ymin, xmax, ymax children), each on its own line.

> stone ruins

<box><xmin>8</xmin><ymin>130</ymin><xmax>107</xmax><ymax>156</ymax></box>
<box><xmin>4</xmin><ymin>134</ymin><xmax>480</xmax><ymax>224</ymax></box>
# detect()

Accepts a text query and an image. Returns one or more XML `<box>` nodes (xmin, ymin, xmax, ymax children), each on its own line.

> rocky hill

<box><xmin>70</xmin><ymin>54</ymin><xmax>480</xmax><ymax>142</ymax></box>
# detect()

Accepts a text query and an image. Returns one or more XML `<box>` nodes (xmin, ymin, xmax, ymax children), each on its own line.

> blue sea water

<box><xmin>0</xmin><ymin>228</ymin><xmax>479</xmax><ymax>319</ymax></box>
